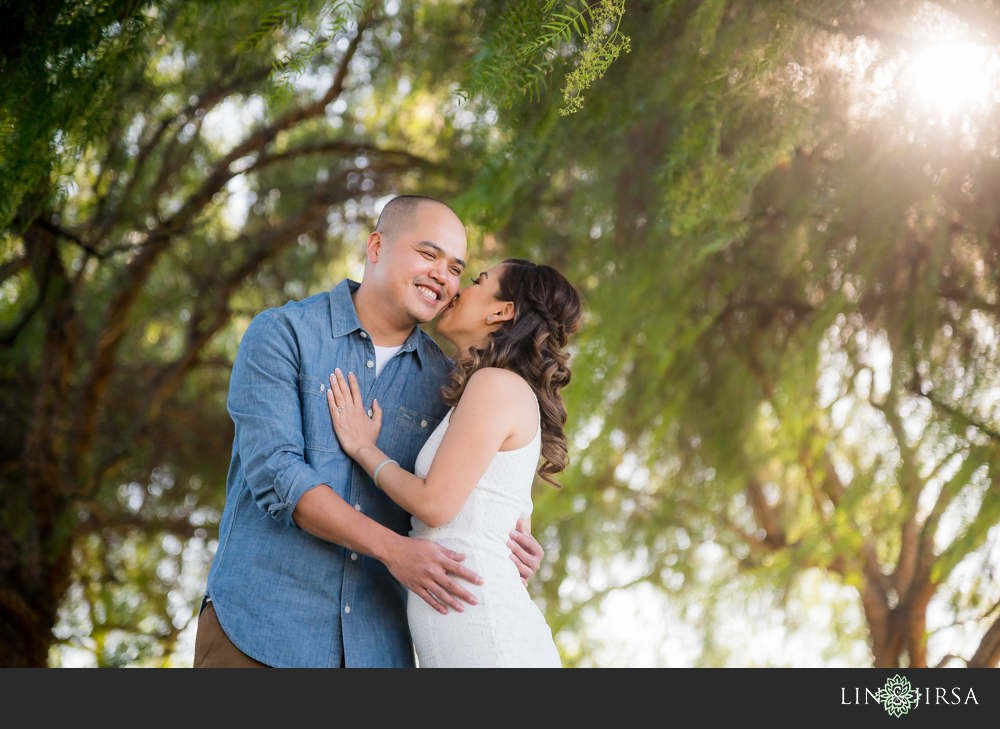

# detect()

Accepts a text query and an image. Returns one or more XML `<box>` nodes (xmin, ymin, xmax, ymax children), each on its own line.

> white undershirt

<box><xmin>373</xmin><ymin>344</ymin><xmax>403</xmax><ymax>377</ymax></box>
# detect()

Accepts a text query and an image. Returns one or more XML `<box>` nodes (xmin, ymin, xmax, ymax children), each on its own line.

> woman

<box><xmin>326</xmin><ymin>258</ymin><xmax>582</xmax><ymax>667</ymax></box>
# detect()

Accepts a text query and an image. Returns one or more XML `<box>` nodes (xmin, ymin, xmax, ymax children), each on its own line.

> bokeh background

<box><xmin>2</xmin><ymin>0</ymin><xmax>999</xmax><ymax>668</ymax></box>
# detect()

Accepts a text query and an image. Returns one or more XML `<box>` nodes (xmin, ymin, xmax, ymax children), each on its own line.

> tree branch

<box><xmin>746</xmin><ymin>478</ymin><xmax>785</xmax><ymax>549</ymax></box>
<box><xmin>918</xmin><ymin>443</ymin><xmax>992</xmax><ymax>560</ymax></box>
<box><xmin>92</xmin><ymin>60</ymin><xmax>275</xmax><ymax>242</ymax></box>
<box><xmin>253</xmin><ymin>140</ymin><xmax>436</xmax><ymax>173</ymax></box>
<box><xmin>0</xmin><ymin>253</ymin><xmax>29</xmax><ymax>286</ymax></box>
<box><xmin>71</xmin><ymin>6</ymin><xmax>379</xmax><ymax>476</ymax></box>
<box><xmin>968</xmin><ymin>613</ymin><xmax>1000</xmax><ymax>668</ymax></box>
<box><xmin>932</xmin><ymin>475</ymin><xmax>1000</xmax><ymax>587</ymax></box>
<box><xmin>918</xmin><ymin>386</ymin><xmax>1000</xmax><ymax>445</ymax></box>
<box><xmin>870</xmin><ymin>351</ymin><xmax>923</xmax><ymax>600</ymax></box>
<box><xmin>934</xmin><ymin>652</ymin><xmax>967</xmax><ymax>668</ymax></box>
<box><xmin>12</xmin><ymin>216</ymin><xmax>102</xmax><ymax>260</ymax></box>
<box><xmin>0</xmin><ymin>276</ymin><xmax>48</xmax><ymax>347</ymax></box>
<box><xmin>87</xmin><ymin>168</ymin><xmax>401</xmax><ymax>487</ymax></box>
<box><xmin>157</xmin><ymin>5</ymin><xmax>377</xmax><ymax>242</ymax></box>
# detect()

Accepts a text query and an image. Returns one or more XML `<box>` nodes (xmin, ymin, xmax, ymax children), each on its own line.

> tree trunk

<box><xmin>1</xmin><ymin>219</ymin><xmax>75</xmax><ymax>667</ymax></box>
<box><xmin>863</xmin><ymin>577</ymin><xmax>934</xmax><ymax>668</ymax></box>
<box><xmin>0</xmin><ymin>580</ymin><xmax>61</xmax><ymax>667</ymax></box>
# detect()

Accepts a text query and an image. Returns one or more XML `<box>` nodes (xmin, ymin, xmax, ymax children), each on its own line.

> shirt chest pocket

<box><xmin>387</xmin><ymin>406</ymin><xmax>440</xmax><ymax>472</ymax></box>
<box><xmin>298</xmin><ymin>375</ymin><xmax>339</xmax><ymax>452</ymax></box>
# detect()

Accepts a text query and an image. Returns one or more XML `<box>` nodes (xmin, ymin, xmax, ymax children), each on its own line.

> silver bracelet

<box><xmin>373</xmin><ymin>458</ymin><xmax>398</xmax><ymax>490</ymax></box>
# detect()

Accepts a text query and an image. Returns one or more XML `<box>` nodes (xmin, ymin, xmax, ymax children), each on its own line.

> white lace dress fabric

<box><xmin>407</xmin><ymin>406</ymin><xmax>562</xmax><ymax>668</ymax></box>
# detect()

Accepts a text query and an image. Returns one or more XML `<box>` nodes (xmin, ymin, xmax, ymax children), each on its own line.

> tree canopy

<box><xmin>466</xmin><ymin>0</ymin><xmax>1000</xmax><ymax>668</ymax></box>
<box><xmin>1</xmin><ymin>0</ymin><xmax>485</xmax><ymax>666</ymax></box>
<box><xmin>1</xmin><ymin>0</ymin><xmax>999</xmax><ymax>667</ymax></box>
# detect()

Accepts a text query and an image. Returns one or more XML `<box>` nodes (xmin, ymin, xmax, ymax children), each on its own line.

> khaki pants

<box><xmin>193</xmin><ymin>602</ymin><xmax>270</xmax><ymax>668</ymax></box>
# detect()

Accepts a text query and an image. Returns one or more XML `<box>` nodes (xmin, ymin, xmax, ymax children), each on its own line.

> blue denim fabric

<box><xmin>205</xmin><ymin>279</ymin><xmax>453</xmax><ymax>667</ymax></box>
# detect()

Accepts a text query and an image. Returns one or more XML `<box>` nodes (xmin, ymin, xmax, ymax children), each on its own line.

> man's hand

<box><xmin>383</xmin><ymin>535</ymin><xmax>483</xmax><ymax>615</ymax></box>
<box><xmin>508</xmin><ymin>518</ymin><xmax>544</xmax><ymax>587</ymax></box>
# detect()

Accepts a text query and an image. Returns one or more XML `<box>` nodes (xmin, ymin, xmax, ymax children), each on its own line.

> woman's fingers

<box><xmin>348</xmin><ymin>371</ymin><xmax>366</xmax><ymax>408</ymax></box>
<box><xmin>333</xmin><ymin>369</ymin><xmax>359</xmax><ymax>412</ymax></box>
<box><xmin>328</xmin><ymin>369</ymin><xmax>380</xmax><ymax>453</ymax></box>
<box><xmin>333</xmin><ymin>368</ymin><xmax>350</xmax><ymax>404</ymax></box>
<box><xmin>328</xmin><ymin>373</ymin><xmax>346</xmax><ymax>412</ymax></box>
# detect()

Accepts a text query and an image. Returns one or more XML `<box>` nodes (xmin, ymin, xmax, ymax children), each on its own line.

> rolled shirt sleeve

<box><xmin>227</xmin><ymin>309</ymin><xmax>326</xmax><ymax>527</ymax></box>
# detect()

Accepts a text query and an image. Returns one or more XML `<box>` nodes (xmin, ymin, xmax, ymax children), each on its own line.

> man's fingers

<box><xmin>435</xmin><ymin>574</ymin><xmax>477</xmax><ymax>607</ymax></box>
<box><xmin>420</xmin><ymin>587</ymin><xmax>448</xmax><ymax>615</ymax></box>
<box><xmin>372</xmin><ymin>399</ymin><xmax>382</xmax><ymax>427</ymax></box>
<box><xmin>446</xmin><ymin>561</ymin><xmax>484</xmax><ymax>588</ymax></box>
<box><xmin>434</xmin><ymin>547</ymin><xmax>485</xmax><ymax>584</ymax></box>
<box><xmin>436</xmin><ymin>545</ymin><xmax>466</xmax><ymax>562</ymax></box>
<box><xmin>432</xmin><ymin>582</ymin><xmax>467</xmax><ymax>612</ymax></box>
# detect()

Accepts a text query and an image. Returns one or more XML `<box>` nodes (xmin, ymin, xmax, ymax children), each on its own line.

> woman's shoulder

<box><xmin>453</xmin><ymin>368</ymin><xmax>538</xmax><ymax>446</ymax></box>
<box><xmin>461</xmin><ymin>368</ymin><xmax>537</xmax><ymax>414</ymax></box>
<box><xmin>466</xmin><ymin>366</ymin><xmax>534</xmax><ymax>395</ymax></box>
<box><xmin>450</xmin><ymin>367</ymin><xmax>538</xmax><ymax>450</ymax></box>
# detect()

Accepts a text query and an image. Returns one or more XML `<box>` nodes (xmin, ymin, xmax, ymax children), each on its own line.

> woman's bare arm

<box><xmin>328</xmin><ymin>367</ymin><xmax>537</xmax><ymax>527</ymax></box>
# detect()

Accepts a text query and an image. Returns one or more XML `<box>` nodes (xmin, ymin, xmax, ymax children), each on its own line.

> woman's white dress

<box><xmin>407</xmin><ymin>405</ymin><xmax>562</xmax><ymax>667</ymax></box>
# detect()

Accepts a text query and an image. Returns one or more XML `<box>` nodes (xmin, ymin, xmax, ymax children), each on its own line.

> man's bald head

<box><xmin>356</xmin><ymin>194</ymin><xmax>468</xmax><ymax>332</ymax></box>
<box><xmin>375</xmin><ymin>195</ymin><xmax>459</xmax><ymax>240</ymax></box>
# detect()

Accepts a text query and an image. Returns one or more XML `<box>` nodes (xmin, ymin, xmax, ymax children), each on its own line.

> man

<box><xmin>194</xmin><ymin>196</ymin><xmax>543</xmax><ymax>667</ymax></box>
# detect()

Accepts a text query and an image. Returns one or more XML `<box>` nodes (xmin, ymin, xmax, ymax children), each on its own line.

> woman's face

<box><xmin>436</xmin><ymin>263</ymin><xmax>509</xmax><ymax>346</ymax></box>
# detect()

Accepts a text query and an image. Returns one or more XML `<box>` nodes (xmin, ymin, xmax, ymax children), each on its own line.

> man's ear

<box><xmin>492</xmin><ymin>300</ymin><xmax>515</xmax><ymax>323</ymax></box>
<box><xmin>366</xmin><ymin>231</ymin><xmax>383</xmax><ymax>263</ymax></box>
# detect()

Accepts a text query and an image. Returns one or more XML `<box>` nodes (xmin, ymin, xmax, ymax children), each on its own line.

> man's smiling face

<box><xmin>370</xmin><ymin>200</ymin><xmax>468</xmax><ymax>326</ymax></box>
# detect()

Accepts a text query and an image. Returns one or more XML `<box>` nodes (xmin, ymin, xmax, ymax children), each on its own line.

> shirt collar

<box><xmin>329</xmin><ymin>279</ymin><xmax>428</xmax><ymax>369</ymax></box>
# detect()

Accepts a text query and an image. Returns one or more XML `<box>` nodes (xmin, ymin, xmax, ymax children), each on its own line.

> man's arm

<box><xmin>228</xmin><ymin>311</ymin><xmax>481</xmax><ymax>613</ymax></box>
<box><xmin>226</xmin><ymin>311</ymin><xmax>328</xmax><ymax>523</ymax></box>
<box><xmin>293</xmin><ymin>486</ymin><xmax>482</xmax><ymax>614</ymax></box>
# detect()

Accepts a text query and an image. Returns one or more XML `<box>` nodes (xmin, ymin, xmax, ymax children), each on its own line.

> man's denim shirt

<box><xmin>205</xmin><ymin>279</ymin><xmax>453</xmax><ymax>667</ymax></box>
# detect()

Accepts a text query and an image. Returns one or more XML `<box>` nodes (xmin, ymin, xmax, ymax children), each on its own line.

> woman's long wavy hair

<box><xmin>441</xmin><ymin>258</ymin><xmax>583</xmax><ymax>487</ymax></box>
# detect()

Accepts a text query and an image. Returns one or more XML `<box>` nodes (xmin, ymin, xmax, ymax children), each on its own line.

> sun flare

<box><xmin>904</xmin><ymin>42</ymin><xmax>1000</xmax><ymax>116</ymax></box>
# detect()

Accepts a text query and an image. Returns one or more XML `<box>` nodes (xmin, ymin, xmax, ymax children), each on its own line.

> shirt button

<box><xmin>354</xmin><ymin>503</ymin><xmax>361</xmax><ymax>511</ymax></box>
<box><xmin>351</xmin><ymin>553</ymin><xmax>358</xmax><ymax>561</ymax></box>
<box><xmin>366</xmin><ymin>360</ymin><xmax>374</xmax><ymax>368</ymax></box>
<box><xmin>367</xmin><ymin>409</ymin><xmax>373</xmax><ymax>417</ymax></box>
<box><xmin>420</xmin><ymin>420</ymin><xmax>427</xmax><ymax>428</ymax></box>
<box><xmin>360</xmin><ymin>332</ymin><xmax>367</xmax><ymax>339</ymax></box>
<box><xmin>344</xmin><ymin>605</ymin><xmax>351</xmax><ymax>614</ymax></box>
